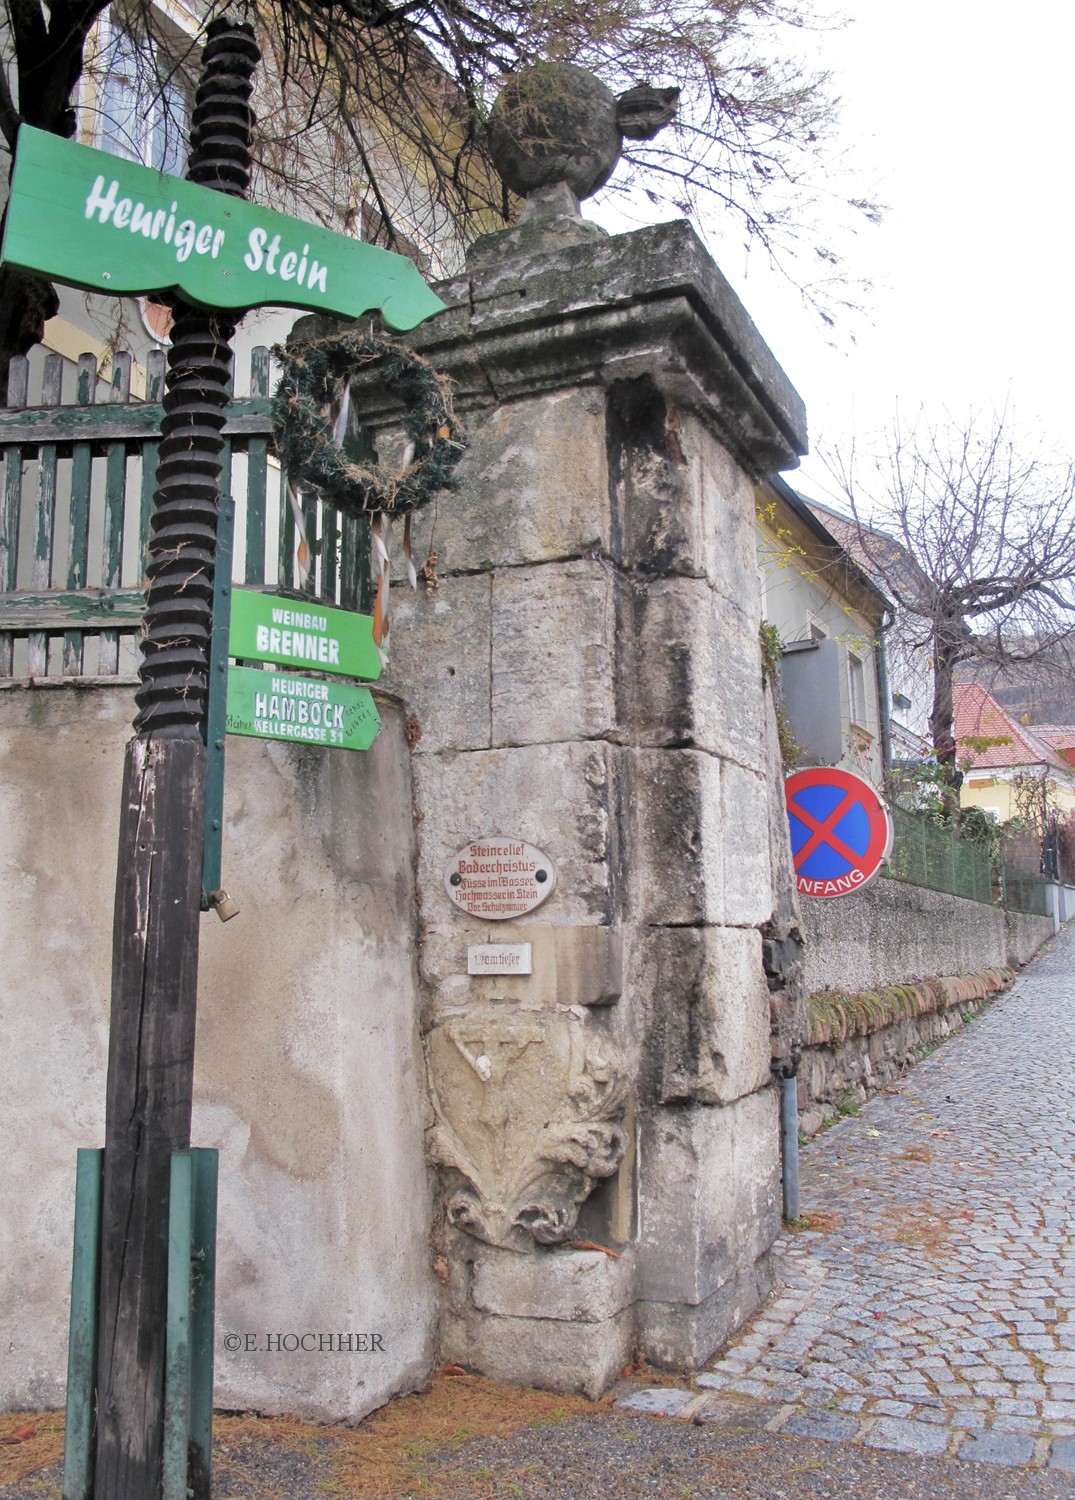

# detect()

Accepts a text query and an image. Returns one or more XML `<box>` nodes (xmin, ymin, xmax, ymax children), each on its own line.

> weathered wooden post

<box><xmin>92</xmin><ymin>20</ymin><xmax>258</xmax><ymax>1498</ymax></box>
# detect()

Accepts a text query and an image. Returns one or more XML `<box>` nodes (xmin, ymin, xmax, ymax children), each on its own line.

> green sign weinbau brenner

<box><xmin>0</xmin><ymin>126</ymin><xmax>446</xmax><ymax>329</ymax></box>
<box><xmin>227</xmin><ymin>665</ymin><xmax>380</xmax><ymax>751</ymax></box>
<box><xmin>229</xmin><ymin>589</ymin><xmax>382</xmax><ymax>680</ymax></box>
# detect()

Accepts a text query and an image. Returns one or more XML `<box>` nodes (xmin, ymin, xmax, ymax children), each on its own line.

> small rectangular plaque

<box><xmin>467</xmin><ymin>943</ymin><xmax>533</xmax><ymax>976</ymax></box>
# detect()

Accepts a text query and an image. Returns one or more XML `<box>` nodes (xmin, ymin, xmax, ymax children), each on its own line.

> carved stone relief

<box><xmin>427</xmin><ymin>1010</ymin><xmax>630</xmax><ymax>1251</ymax></box>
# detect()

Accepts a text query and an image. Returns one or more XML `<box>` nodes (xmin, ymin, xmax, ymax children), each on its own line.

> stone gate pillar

<box><xmin>377</xmin><ymin>201</ymin><xmax>807</xmax><ymax>1395</ymax></box>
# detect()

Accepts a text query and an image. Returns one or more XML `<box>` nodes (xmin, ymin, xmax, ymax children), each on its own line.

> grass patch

<box><xmin>0</xmin><ymin>1377</ymin><xmax>603</xmax><ymax>1500</ymax></box>
<box><xmin>805</xmin><ymin>969</ymin><xmax>1013</xmax><ymax>1046</ymax></box>
<box><xmin>788</xmin><ymin>1210</ymin><xmax>840</xmax><ymax>1235</ymax></box>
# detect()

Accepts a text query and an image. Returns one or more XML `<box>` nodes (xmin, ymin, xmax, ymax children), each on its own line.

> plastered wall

<box><xmin>0</xmin><ymin>680</ymin><xmax>435</xmax><ymax>1420</ymax></box>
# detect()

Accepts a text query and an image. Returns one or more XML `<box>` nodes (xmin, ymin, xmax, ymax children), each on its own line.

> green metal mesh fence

<box><xmin>884</xmin><ymin>804</ymin><xmax>994</xmax><ymax>904</ymax></box>
<box><xmin>884</xmin><ymin>805</ymin><xmax>1051</xmax><ymax>913</ymax></box>
<box><xmin>999</xmin><ymin>857</ymin><xmax>1051</xmax><ymax>916</ymax></box>
<box><xmin>997</xmin><ymin>827</ymin><xmax>1051</xmax><ymax>916</ymax></box>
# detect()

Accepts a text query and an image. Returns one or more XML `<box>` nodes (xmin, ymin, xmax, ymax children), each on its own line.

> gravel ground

<box><xmin>423</xmin><ymin>1409</ymin><xmax>1075</xmax><ymax>1499</ymax></box>
<box><xmin>0</xmin><ymin>1430</ymin><xmax>342</xmax><ymax>1500</ymax></box>
<box><xmin>8</xmin><ymin>1406</ymin><xmax>1075</xmax><ymax>1500</ymax></box>
<box><xmin>0</xmin><ymin>1466</ymin><xmax>62</xmax><ymax>1500</ymax></box>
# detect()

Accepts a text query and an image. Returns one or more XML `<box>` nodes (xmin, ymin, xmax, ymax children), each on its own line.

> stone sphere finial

<box><xmin>487</xmin><ymin>63</ymin><xmax>679</xmax><ymax>206</ymax></box>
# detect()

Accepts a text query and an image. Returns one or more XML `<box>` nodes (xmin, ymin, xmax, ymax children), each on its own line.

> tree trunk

<box><xmin>0</xmin><ymin>0</ymin><xmax>111</xmax><ymax>383</ymax></box>
<box><xmin>929</xmin><ymin>626</ymin><xmax>964</xmax><ymax>821</ymax></box>
<box><xmin>0</xmin><ymin>263</ymin><xmax>58</xmax><ymax>396</ymax></box>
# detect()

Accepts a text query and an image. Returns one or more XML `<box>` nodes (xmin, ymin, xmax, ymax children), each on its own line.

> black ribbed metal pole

<box><xmin>134</xmin><ymin>19</ymin><xmax>259</xmax><ymax>737</ymax></box>
<box><xmin>94</xmin><ymin>20</ymin><xmax>259</xmax><ymax>1499</ymax></box>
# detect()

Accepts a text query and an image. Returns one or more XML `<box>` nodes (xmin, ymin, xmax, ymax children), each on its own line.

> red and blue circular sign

<box><xmin>785</xmin><ymin>767</ymin><xmax>893</xmax><ymax>899</ymax></box>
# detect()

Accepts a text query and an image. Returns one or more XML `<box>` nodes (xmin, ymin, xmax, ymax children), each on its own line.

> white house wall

<box><xmin>757</xmin><ymin>530</ymin><xmax>884</xmax><ymax>785</ymax></box>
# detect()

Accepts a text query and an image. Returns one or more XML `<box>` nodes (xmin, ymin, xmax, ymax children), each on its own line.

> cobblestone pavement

<box><xmin>620</xmin><ymin>923</ymin><xmax>1075</xmax><ymax>1476</ymax></box>
<box><xmin>7</xmin><ymin>933</ymin><xmax>1075</xmax><ymax>1498</ymax></box>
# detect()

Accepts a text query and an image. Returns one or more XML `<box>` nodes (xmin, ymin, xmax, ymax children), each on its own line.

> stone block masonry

<box><xmin>377</xmin><ymin>215</ymin><xmax>808</xmax><ymax>1393</ymax></box>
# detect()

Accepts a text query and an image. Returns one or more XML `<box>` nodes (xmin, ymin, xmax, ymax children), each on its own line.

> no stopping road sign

<box><xmin>785</xmin><ymin>766</ymin><xmax>893</xmax><ymax>899</ymax></box>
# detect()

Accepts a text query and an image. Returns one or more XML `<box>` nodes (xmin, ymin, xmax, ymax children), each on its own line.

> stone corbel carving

<box><xmin>427</xmin><ymin>1011</ymin><xmax>630</xmax><ymax>1251</ymax></box>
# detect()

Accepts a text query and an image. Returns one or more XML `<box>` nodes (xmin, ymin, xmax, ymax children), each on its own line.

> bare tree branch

<box><xmin>824</xmin><ymin>410</ymin><xmax>1075</xmax><ymax>817</ymax></box>
<box><xmin>0</xmin><ymin>0</ymin><xmax>880</xmax><ymax>379</ymax></box>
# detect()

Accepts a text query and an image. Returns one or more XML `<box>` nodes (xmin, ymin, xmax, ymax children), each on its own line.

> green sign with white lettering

<box><xmin>0</xmin><ymin>126</ymin><xmax>446</xmax><ymax>329</ymax></box>
<box><xmin>227</xmin><ymin>665</ymin><xmax>381</xmax><ymax>751</ymax></box>
<box><xmin>229</xmin><ymin>589</ymin><xmax>382</xmax><ymax>680</ymax></box>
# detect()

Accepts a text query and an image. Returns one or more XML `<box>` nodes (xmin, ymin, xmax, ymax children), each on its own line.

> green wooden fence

<box><xmin>0</xmin><ymin>345</ymin><xmax>370</xmax><ymax>680</ymax></box>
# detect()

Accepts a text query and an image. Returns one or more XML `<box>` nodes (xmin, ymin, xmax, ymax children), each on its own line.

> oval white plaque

<box><xmin>444</xmin><ymin>838</ymin><xmax>557</xmax><ymax>920</ymax></box>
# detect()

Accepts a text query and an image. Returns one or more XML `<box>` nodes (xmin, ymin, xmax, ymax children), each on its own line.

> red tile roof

<box><xmin>1033</xmin><ymin>725</ymin><xmax>1075</xmax><ymax>769</ymax></box>
<box><xmin>1035</xmin><ymin>726</ymin><xmax>1075</xmax><ymax>751</ymax></box>
<box><xmin>953</xmin><ymin>683</ymin><xmax>1071</xmax><ymax>774</ymax></box>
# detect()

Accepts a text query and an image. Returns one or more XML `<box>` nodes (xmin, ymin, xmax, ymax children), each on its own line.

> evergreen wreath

<box><xmin>271</xmin><ymin>330</ymin><xmax>465</xmax><ymax>518</ymax></box>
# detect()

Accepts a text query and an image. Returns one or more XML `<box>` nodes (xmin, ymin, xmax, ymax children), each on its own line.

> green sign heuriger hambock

<box><xmin>0</xmin><ymin>126</ymin><xmax>446</xmax><ymax>328</ymax></box>
<box><xmin>227</xmin><ymin>665</ymin><xmax>381</xmax><ymax>752</ymax></box>
<box><xmin>226</xmin><ymin>589</ymin><xmax>383</xmax><ymax>752</ymax></box>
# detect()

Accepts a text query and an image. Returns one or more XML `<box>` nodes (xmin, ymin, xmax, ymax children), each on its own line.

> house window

<box><xmin>848</xmin><ymin>652</ymin><xmax>867</xmax><ymax>727</ymax></box>
<box><xmin>97</xmin><ymin>15</ymin><xmax>190</xmax><ymax>176</ymax></box>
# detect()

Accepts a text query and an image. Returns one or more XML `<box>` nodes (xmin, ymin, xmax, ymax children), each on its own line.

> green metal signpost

<box><xmin>1</xmin><ymin>126</ymin><xmax>445</xmax><ymax>330</ymax></box>
<box><xmin>0</xmin><ymin>17</ymin><xmax>447</xmax><ymax>1499</ymax></box>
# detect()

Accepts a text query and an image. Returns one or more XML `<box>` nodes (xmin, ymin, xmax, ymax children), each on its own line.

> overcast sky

<box><xmin>597</xmin><ymin>1</ymin><xmax>1075</xmax><ymax>508</ymax></box>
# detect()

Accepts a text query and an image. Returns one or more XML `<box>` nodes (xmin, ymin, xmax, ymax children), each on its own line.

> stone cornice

<box><xmin>369</xmin><ymin>220</ymin><xmax>808</xmax><ymax>479</ymax></box>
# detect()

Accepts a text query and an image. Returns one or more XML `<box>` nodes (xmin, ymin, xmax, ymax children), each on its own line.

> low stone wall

<box><xmin>1008</xmin><ymin>906</ymin><xmax>1057</xmax><ymax>964</ymax></box>
<box><xmin>796</xmin><ymin>875</ymin><xmax>1056</xmax><ymax>1134</ymax></box>
<box><xmin>801</xmin><ymin>876</ymin><xmax>1053</xmax><ymax>995</ymax></box>
<box><xmin>797</xmin><ymin>968</ymin><xmax>1012</xmax><ymax>1135</ymax></box>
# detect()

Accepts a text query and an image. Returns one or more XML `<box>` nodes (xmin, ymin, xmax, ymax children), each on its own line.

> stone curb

<box><xmin>612</xmin><ymin>1389</ymin><xmax>1075</xmax><ymax>1469</ymax></box>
